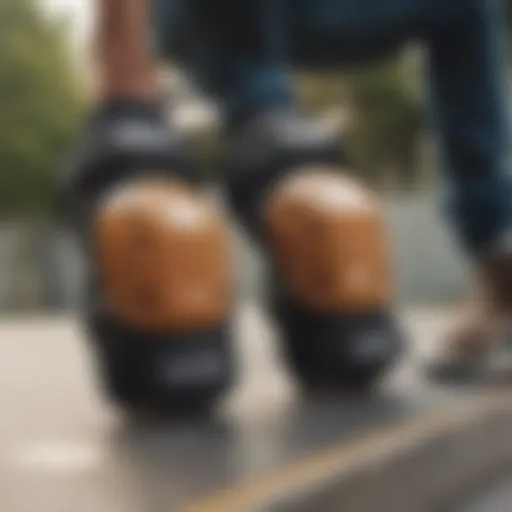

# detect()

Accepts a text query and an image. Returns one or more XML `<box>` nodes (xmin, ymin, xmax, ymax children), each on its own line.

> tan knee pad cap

<box><xmin>266</xmin><ymin>168</ymin><xmax>391</xmax><ymax>313</ymax></box>
<box><xmin>93</xmin><ymin>179</ymin><xmax>233</xmax><ymax>332</ymax></box>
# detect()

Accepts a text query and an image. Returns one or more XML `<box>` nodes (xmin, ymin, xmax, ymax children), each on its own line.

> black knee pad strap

<box><xmin>225</xmin><ymin>110</ymin><xmax>348</xmax><ymax>240</ymax></box>
<box><xmin>87</xmin><ymin>309</ymin><xmax>234</xmax><ymax>410</ymax></box>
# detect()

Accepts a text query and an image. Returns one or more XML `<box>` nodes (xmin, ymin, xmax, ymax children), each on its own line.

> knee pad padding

<box><xmin>266</xmin><ymin>169</ymin><xmax>391</xmax><ymax>312</ymax></box>
<box><xmin>93</xmin><ymin>178</ymin><xmax>233</xmax><ymax>331</ymax></box>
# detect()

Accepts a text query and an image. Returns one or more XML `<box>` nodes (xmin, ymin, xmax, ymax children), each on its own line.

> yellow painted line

<box><xmin>178</xmin><ymin>390</ymin><xmax>512</xmax><ymax>512</ymax></box>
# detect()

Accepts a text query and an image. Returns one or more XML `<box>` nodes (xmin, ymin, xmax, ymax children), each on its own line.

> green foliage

<box><xmin>296</xmin><ymin>52</ymin><xmax>423</xmax><ymax>189</ymax></box>
<box><xmin>0</xmin><ymin>0</ymin><xmax>85</xmax><ymax>219</ymax></box>
<box><xmin>342</xmin><ymin>53</ymin><xmax>423</xmax><ymax>187</ymax></box>
<box><xmin>296</xmin><ymin>71</ymin><xmax>350</xmax><ymax>111</ymax></box>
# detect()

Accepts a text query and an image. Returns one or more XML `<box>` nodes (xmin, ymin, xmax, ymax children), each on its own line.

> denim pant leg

<box><xmin>151</xmin><ymin>0</ymin><xmax>295</xmax><ymax>128</ymax></box>
<box><xmin>424</xmin><ymin>0</ymin><xmax>512</xmax><ymax>258</ymax></box>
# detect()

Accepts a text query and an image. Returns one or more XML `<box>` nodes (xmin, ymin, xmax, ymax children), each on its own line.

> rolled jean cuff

<box><xmin>444</xmin><ymin>172</ymin><xmax>512</xmax><ymax>260</ymax></box>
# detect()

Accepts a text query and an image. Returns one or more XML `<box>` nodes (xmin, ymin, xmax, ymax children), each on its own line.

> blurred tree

<box><xmin>0</xmin><ymin>0</ymin><xmax>85</xmax><ymax>219</ymax></box>
<box><xmin>296</xmin><ymin>71</ymin><xmax>350</xmax><ymax>112</ymax></box>
<box><xmin>296</xmin><ymin>51</ymin><xmax>423</xmax><ymax>189</ymax></box>
<box><xmin>342</xmin><ymin>53</ymin><xmax>423</xmax><ymax>188</ymax></box>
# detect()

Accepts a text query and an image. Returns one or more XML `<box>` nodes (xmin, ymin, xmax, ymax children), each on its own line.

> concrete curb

<box><xmin>180</xmin><ymin>390</ymin><xmax>512</xmax><ymax>512</ymax></box>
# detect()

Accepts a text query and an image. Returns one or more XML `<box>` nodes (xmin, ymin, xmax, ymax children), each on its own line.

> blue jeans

<box><xmin>152</xmin><ymin>0</ymin><xmax>512</xmax><ymax>258</ymax></box>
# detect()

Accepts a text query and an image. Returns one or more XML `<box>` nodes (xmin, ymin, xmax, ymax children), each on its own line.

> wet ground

<box><xmin>0</xmin><ymin>304</ymin><xmax>487</xmax><ymax>511</ymax></box>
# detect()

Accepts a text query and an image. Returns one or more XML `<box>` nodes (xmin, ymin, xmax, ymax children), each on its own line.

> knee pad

<box><xmin>226</xmin><ymin>111</ymin><xmax>401</xmax><ymax>390</ymax></box>
<box><xmin>265</xmin><ymin>168</ymin><xmax>391</xmax><ymax>313</ymax></box>
<box><xmin>93</xmin><ymin>178</ymin><xmax>233</xmax><ymax>332</ymax></box>
<box><xmin>265</xmin><ymin>169</ymin><xmax>401</xmax><ymax>390</ymax></box>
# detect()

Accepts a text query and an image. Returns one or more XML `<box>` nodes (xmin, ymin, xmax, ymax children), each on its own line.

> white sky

<box><xmin>39</xmin><ymin>0</ymin><xmax>93</xmax><ymax>56</ymax></box>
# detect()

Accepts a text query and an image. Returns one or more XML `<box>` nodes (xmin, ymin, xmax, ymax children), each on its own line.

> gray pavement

<box><xmin>0</xmin><ymin>304</ymin><xmax>490</xmax><ymax>512</ymax></box>
<box><xmin>457</xmin><ymin>475</ymin><xmax>512</xmax><ymax>512</ymax></box>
